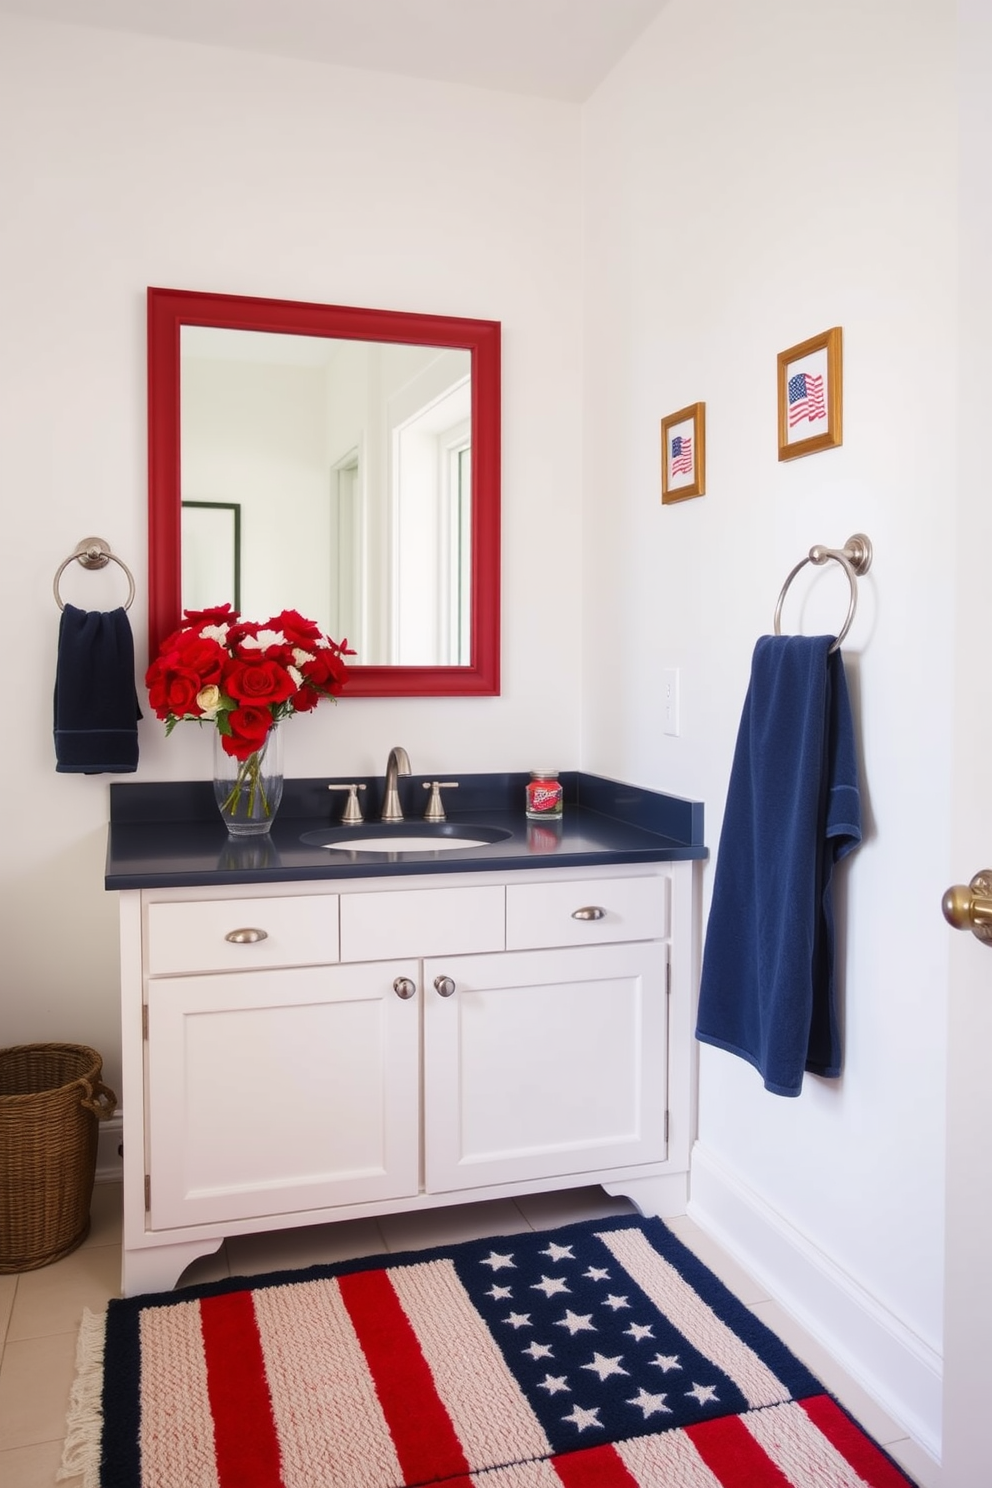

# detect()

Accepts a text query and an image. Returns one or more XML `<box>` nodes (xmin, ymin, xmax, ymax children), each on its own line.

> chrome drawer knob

<box><xmin>434</xmin><ymin>975</ymin><xmax>456</xmax><ymax>998</ymax></box>
<box><xmin>571</xmin><ymin>906</ymin><xmax>606</xmax><ymax>921</ymax></box>
<box><xmin>393</xmin><ymin>976</ymin><xmax>417</xmax><ymax>1000</ymax></box>
<box><xmin>224</xmin><ymin>927</ymin><xmax>269</xmax><ymax>944</ymax></box>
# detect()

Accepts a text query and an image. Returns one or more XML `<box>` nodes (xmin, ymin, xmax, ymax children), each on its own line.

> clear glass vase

<box><xmin>212</xmin><ymin>725</ymin><xmax>284</xmax><ymax>836</ymax></box>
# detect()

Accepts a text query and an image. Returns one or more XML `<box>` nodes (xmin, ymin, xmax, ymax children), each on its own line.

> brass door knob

<box><xmin>942</xmin><ymin>870</ymin><xmax>992</xmax><ymax>946</ymax></box>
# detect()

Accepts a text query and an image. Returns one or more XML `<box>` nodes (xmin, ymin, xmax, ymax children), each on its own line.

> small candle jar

<box><xmin>525</xmin><ymin>769</ymin><xmax>563</xmax><ymax>820</ymax></box>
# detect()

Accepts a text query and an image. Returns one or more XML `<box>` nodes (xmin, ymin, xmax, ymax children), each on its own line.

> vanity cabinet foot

<box><xmin>123</xmin><ymin>1238</ymin><xmax>225</xmax><ymax>1297</ymax></box>
<box><xmin>603</xmin><ymin>1172</ymin><xmax>691</xmax><ymax>1219</ymax></box>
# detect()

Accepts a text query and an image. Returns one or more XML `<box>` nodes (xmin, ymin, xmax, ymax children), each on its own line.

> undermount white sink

<box><xmin>330</xmin><ymin>834</ymin><xmax>491</xmax><ymax>852</ymax></box>
<box><xmin>299</xmin><ymin>824</ymin><xmax>512</xmax><ymax>854</ymax></box>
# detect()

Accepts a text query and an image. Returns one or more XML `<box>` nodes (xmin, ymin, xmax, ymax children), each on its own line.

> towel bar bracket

<box><xmin>73</xmin><ymin>536</ymin><xmax>113</xmax><ymax>571</ymax></box>
<box><xmin>809</xmin><ymin>533</ymin><xmax>872</xmax><ymax>577</ymax></box>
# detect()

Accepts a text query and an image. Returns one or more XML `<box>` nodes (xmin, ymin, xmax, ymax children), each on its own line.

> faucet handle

<box><xmin>423</xmin><ymin>780</ymin><xmax>458</xmax><ymax>822</ymax></box>
<box><xmin>328</xmin><ymin>783</ymin><xmax>367</xmax><ymax>824</ymax></box>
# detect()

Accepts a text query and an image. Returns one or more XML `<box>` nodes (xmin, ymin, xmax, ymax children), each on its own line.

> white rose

<box><xmin>197</xmin><ymin>684</ymin><xmax>221</xmax><ymax>718</ymax></box>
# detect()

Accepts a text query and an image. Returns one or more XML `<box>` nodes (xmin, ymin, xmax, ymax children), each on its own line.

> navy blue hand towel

<box><xmin>695</xmin><ymin>635</ymin><xmax>862</xmax><ymax>1096</ymax></box>
<box><xmin>54</xmin><ymin>604</ymin><xmax>142</xmax><ymax>773</ymax></box>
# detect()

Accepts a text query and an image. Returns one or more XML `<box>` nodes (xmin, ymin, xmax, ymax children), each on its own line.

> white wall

<box><xmin>2</xmin><ymin>0</ymin><xmax>961</xmax><ymax>1456</ymax></box>
<box><xmin>0</xmin><ymin>13</ymin><xmax>583</xmax><ymax>1096</ymax></box>
<box><xmin>582</xmin><ymin>0</ymin><xmax>955</xmax><ymax>1453</ymax></box>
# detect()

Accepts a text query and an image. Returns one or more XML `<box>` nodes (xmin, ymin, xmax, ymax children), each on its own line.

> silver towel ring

<box><xmin>773</xmin><ymin>533</ymin><xmax>872</xmax><ymax>653</ymax></box>
<box><xmin>54</xmin><ymin>536</ymin><xmax>136</xmax><ymax>612</ymax></box>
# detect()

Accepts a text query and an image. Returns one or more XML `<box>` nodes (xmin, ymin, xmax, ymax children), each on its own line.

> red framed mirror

<box><xmin>147</xmin><ymin>287</ymin><xmax>500</xmax><ymax>696</ymax></box>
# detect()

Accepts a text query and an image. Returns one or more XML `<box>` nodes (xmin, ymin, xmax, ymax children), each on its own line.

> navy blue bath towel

<box><xmin>695</xmin><ymin>635</ymin><xmax>862</xmax><ymax>1096</ymax></box>
<box><xmin>53</xmin><ymin>605</ymin><xmax>141</xmax><ymax>773</ymax></box>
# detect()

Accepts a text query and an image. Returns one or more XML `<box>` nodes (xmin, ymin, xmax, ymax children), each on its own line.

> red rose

<box><xmin>146</xmin><ymin>664</ymin><xmax>203</xmax><ymax>720</ymax></box>
<box><xmin>291</xmin><ymin>684</ymin><xmax>321</xmax><ymax>713</ymax></box>
<box><xmin>268</xmin><ymin>609</ymin><xmax>323</xmax><ymax>650</ymax></box>
<box><xmin>300</xmin><ymin>647</ymin><xmax>349</xmax><ymax>694</ymax></box>
<box><xmin>182</xmin><ymin>604</ymin><xmax>239</xmax><ymax>627</ymax></box>
<box><xmin>221</xmin><ymin>706</ymin><xmax>273</xmax><ymax>760</ymax></box>
<box><xmin>222</xmin><ymin>657</ymin><xmax>297</xmax><ymax>707</ymax></box>
<box><xmin>171</xmin><ymin>635</ymin><xmax>226</xmax><ymax>686</ymax></box>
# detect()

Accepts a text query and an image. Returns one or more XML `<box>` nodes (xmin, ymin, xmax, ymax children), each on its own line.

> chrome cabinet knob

<box><xmin>393</xmin><ymin>976</ymin><xmax>417</xmax><ymax>1000</ymax></box>
<box><xmin>434</xmin><ymin>975</ymin><xmax>456</xmax><ymax>998</ymax></box>
<box><xmin>571</xmin><ymin>906</ymin><xmax>606</xmax><ymax>921</ymax></box>
<box><xmin>224</xmin><ymin>927</ymin><xmax>269</xmax><ymax>944</ymax></box>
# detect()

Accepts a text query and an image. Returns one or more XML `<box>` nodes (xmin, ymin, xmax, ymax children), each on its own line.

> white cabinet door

<box><xmin>146</xmin><ymin>961</ymin><xmax>420</xmax><ymax>1229</ymax></box>
<box><xmin>423</xmin><ymin>941</ymin><xmax>668</xmax><ymax>1193</ymax></box>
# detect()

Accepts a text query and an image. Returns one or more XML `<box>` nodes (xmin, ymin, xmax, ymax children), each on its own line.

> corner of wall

<box><xmin>688</xmin><ymin>1141</ymin><xmax>942</xmax><ymax>1462</ymax></box>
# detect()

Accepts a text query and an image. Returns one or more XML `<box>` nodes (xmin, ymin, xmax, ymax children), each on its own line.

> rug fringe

<box><xmin>57</xmin><ymin>1306</ymin><xmax>106</xmax><ymax>1488</ymax></box>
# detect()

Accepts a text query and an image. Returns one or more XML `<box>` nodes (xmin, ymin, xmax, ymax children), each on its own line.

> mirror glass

<box><xmin>148</xmin><ymin>289</ymin><xmax>501</xmax><ymax>696</ymax></box>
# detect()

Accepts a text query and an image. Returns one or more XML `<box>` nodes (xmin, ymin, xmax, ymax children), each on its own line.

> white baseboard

<box><xmin>688</xmin><ymin>1142</ymin><xmax>942</xmax><ymax>1461</ymax></box>
<box><xmin>95</xmin><ymin>1111</ymin><xmax>123</xmax><ymax>1185</ymax></box>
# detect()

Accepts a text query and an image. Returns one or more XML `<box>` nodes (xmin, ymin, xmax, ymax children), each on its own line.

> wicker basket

<box><xmin>0</xmin><ymin>1044</ymin><xmax>118</xmax><ymax>1272</ymax></box>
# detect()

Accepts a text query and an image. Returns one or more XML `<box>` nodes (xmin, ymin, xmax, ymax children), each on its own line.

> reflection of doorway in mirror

<box><xmin>445</xmin><ymin>437</ymin><xmax>472</xmax><ymax>665</ymax></box>
<box><xmin>392</xmin><ymin>378</ymin><xmax>472</xmax><ymax>666</ymax></box>
<box><xmin>328</xmin><ymin>449</ymin><xmax>364</xmax><ymax>659</ymax></box>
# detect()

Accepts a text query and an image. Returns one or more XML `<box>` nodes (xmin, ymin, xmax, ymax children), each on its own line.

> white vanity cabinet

<box><xmin>118</xmin><ymin>861</ymin><xmax>697</xmax><ymax>1296</ymax></box>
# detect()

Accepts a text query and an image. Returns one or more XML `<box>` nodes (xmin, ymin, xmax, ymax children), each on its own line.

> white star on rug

<box><xmin>554</xmin><ymin>1310</ymin><xmax>597</xmax><ymax>1335</ymax></box>
<box><xmin>625</xmin><ymin>1322</ymin><xmax>654</xmax><ymax>1341</ymax></box>
<box><xmin>541</xmin><ymin>1242</ymin><xmax>575</xmax><ymax>1262</ymax></box>
<box><xmin>562</xmin><ymin>1404</ymin><xmax>603</xmax><ymax>1432</ymax></box>
<box><xmin>602</xmin><ymin>1293</ymin><xmax>631</xmax><ymax>1311</ymax></box>
<box><xmin>581</xmin><ymin>1352</ymin><xmax>629</xmax><ymax>1381</ymax></box>
<box><xmin>531</xmin><ymin>1275</ymin><xmax>571</xmax><ymax>1298</ymax></box>
<box><xmin>650</xmin><ymin>1353</ymin><xmax>682</xmax><ymax>1372</ymax></box>
<box><xmin>686</xmin><ymin>1382</ymin><xmax>720</xmax><ymax>1405</ymax></box>
<box><xmin>481</xmin><ymin>1251</ymin><xmax>516</xmax><ymax>1271</ymax></box>
<box><xmin>583</xmin><ymin>1266</ymin><xmax>611</xmax><ymax>1281</ymax></box>
<box><xmin>537</xmin><ymin>1373</ymin><xmax>571</xmax><ymax>1395</ymax></box>
<box><xmin>503</xmin><ymin>1311</ymin><xmax>532</xmax><ymax>1330</ymax></box>
<box><xmin>486</xmin><ymin>1284</ymin><xmax>513</xmax><ymax>1300</ymax></box>
<box><xmin>523</xmin><ymin>1341</ymin><xmax>554</xmax><ymax>1361</ymax></box>
<box><xmin>627</xmin><ymin>1387</ymin><xmax>672</xmax><ymax>1419</ymax></box>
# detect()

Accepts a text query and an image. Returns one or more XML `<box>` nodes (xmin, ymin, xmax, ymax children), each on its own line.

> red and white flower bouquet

<box><xmin>145</xmin><ymin>605</ymin><xmax>353</xmax><ymax>831</ymax></box>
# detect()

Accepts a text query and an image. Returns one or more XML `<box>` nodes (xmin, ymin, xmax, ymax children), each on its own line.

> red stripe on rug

<box><xmin>338</xmin><ymin>1268</ymin><xmax>471</xmax><ymax>1483</ymax></box>
<box><xmin>686</xmin><ymin>1414</ymin><xmax>794</xmax><ymax>1486</ymax></box>
<box><xmin>199</xmin><ymin>1290</ymin><xmax>286</xmax><ymax>1488</ymax></box>
<box><xmin>552</xmin><ymin>1443</ymin><xmax>641</xmax><ymax>1487</ymax></box>
<box><xmin>801</xmin><ymin>1395</ymin><xmax>915</xmax><ymax>1486</ymax></box>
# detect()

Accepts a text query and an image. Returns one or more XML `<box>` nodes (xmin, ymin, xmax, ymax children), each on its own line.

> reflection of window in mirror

<box><xmin>393</xmin><ymin>377</ymin><xmax>471</xmax><ymax>666</ymax></box>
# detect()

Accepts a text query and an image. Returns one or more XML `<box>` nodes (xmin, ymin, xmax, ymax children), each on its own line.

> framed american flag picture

<box><xmin>661</xmin><ymin>401</ymin><xmax>706</xmax><ymax>503</ymax></box>
<box><xmin>777</xmin><ymin>326</ymin><xmax>843</xmax><ymax>460</ymax></box>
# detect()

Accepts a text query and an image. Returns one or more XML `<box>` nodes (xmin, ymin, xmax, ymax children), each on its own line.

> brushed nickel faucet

<box><xmin>382</xmin><ymin>746</ymin><xmax>411</xmax><ymax>822</ymax></box>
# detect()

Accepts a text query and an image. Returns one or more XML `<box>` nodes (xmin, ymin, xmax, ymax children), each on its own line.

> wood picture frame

<box><xmin>777</xmin><ymin>326</ymin><xmax>842</xmax><ymax>461</ymax></box>
<box><xmin>661</xmin><ymin>402</ymin><xmax>706</xmax><ymax>503</ymax></box>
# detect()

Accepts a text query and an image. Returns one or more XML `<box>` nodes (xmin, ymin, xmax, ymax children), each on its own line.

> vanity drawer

<box><xmin>340</xmin><ymin>884</ymin><xmax>505</xmax><ymax>962</ymax></box>
<box><xmin>146</xmin><ymin>895</ymin><xmax>340</xmax><ymax>975</ymax></box>
<box><xmin>505</xmin><ymin>874</ymin><xmax>668</xmax><ymax>949</ymax></box>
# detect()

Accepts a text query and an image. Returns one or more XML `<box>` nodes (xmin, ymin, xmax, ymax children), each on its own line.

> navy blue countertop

<box><xmin>106</xmin><ymin>772</ymin><xmax>706</xmax><ymax>890</ymax></box>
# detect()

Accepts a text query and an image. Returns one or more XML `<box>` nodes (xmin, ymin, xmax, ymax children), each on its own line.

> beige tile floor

<box><xmin>0</xmin><ymin>1182</ymin><xmax>937</xmax><ymax>1488</ymax></box>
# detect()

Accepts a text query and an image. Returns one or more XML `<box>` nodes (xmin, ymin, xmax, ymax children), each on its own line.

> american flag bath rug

<box><xmin>60</xmin><ymin>1215</ymin><xmax>917</xmax><ymax>1487</ymax></box>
